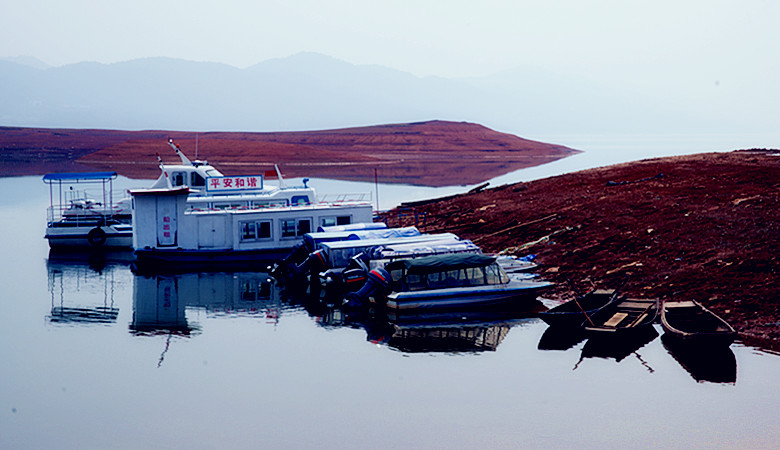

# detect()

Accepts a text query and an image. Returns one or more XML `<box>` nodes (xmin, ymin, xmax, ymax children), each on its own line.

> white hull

<box><xmin>386</xmin><ymin>280</ymin><xmax>551</xmax><ymax>310</ymax></box>
<box><xmin>46</xmin><ymin>224</ymin><xmax>133</xmax><ymax>249</ymax></box>
<box><xmin>131</xmin><ymin>187</ymin><xmax>374</xmax><ymax>271</ymax></box>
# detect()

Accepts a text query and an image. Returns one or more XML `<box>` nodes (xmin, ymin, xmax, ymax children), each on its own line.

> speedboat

<box><xmin>346</xmin><ymin>253</ymin><xmax>551</xmax><ymax>310</ymax></box>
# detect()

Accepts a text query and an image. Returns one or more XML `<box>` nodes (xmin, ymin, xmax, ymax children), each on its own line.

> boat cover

<box><xmin>370</xmin><ymin>239</ymin><xmax>480</xmax><ymax>259</ymax></box>
<box><xmin>303</xmin><ymin>226</ymin><xmax>420</xmax><ymax>248</ymax></box>
<box><xmin>386</xmin><ymin>253</ymin><xmax>497</xmax><ymax>275</ymax></box>
<box><xmin>317</xmin><ymin>222</ymin><xmax>387</xmax><ymax>233</ymax></box>
<box><xmin>43</xmin><ymin>172</ymin><xmax>118</xmax><ymax>182</ymax></box>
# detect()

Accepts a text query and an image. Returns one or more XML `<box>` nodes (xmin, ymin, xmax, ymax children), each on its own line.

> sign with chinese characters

<box><xmin>205</xmin><ymin>175</ymin><xmax>263</xmax><ymax>192</ymax></box>
<box><xmin>156</xmin><ymin>196</ymin><xmax>177</xmax><ymax>247</ymax></box>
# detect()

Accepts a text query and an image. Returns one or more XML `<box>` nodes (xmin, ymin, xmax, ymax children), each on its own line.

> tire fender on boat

<box><xmin>87</xmin><ymin>227</ymin><xmax>107</xmax><ymax>247</ymax></box>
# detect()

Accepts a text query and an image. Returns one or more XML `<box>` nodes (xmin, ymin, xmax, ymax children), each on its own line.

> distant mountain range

<box><xmin>0</xmin><ymin>52</ymin><xmax>761</xmax><ymax>135</ymax></box>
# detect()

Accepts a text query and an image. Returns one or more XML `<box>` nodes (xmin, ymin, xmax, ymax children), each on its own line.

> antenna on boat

<box><xmin>168</xmin><ymin>139</ymin><xmax>192</xmax><ymax>166</ymax></box>
<box><xmin>195</xmin><ymin>133</ymin><xmax>198</xmax><ymax>160</ymax></box>
<box><xmin>375</xmin><ymin>168</ymin><xmax>380</xmax><ymax>212</ymax></box>
<box><xmin>156</xmin><ymin>153</ymin><xmax>172</xmax><ymax>188</ymax></box>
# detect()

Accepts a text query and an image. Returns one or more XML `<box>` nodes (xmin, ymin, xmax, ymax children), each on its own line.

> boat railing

<box><xmin>46</xmin><ymin>205</ymin><xmax>118</xmax><ymax>227</ymax></box>
<box><xmin>45</xmin><ymin>178</ymin><xmax>131</xmax><ymax>225</ymax></box>
<box><xmin>319</xmin><ymin>192</ymin><xmax>372</xmax><ymax>204</ymax></box>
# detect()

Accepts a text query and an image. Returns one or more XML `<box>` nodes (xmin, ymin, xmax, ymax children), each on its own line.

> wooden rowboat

<box><xmin>661</xmin><ymin>300</ymin><xmax>736</xmax><ymax>347</ymax></box>
<box><xmin>539</xmin><ymin>289</ymin><xmax>618</xmax><ymax>327</ymax></box>
<box><xmin>583</xmin><ymin>297</ymin><xmax>659</xmax><ymax>334</ymax></box>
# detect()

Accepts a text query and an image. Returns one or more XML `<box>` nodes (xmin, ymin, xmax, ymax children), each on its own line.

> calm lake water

<box><xmin>2</xmin><ymin>135</ymin><xmax>780</xmax><ymax>448</ymax></box>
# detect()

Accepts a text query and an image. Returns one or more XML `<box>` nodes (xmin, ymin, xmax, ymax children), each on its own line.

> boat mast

<box><xmin>168</xmin><ymin>139</ymin><xmax>192</xmax><ymax>166</ymax></box>
<box><xmin>156</xmin><ymin>153</ymin><xmax>173</xmax><ymax>188</ymax></box>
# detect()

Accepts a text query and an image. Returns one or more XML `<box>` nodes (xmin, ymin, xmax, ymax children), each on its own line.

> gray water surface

<box><xmin>3</xmin><ymin>136</ymin><xmax>780</xmax><ymax>448</ymax></box>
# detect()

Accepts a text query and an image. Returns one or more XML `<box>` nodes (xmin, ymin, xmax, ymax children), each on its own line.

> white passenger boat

<box><xmin>130</xmin><ymin>184</ymin><xmax>374</xmax><ymax>272</ymax></box>
<box><xmin>43</xmin><ymin>172</ymin><xmax>133</xmax><ymax>249</ymax></box>
<box><xmin>44</xmin><ymin>139</ymin><xmax>370</xmax><ymax>253</ymax></box>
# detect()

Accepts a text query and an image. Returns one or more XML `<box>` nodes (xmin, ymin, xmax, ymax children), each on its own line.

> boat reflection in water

<box><xmin>131</xmin><ymin>269</ymin><xmax>543</xmax><ymax>355</ymax></box>
<box><xmin>581</xmin><ymin>326</ymin><xmax>660</xmax><ymax>363</ymax></box>
<box><xmin>537</xmin><ymin>320</ymin><xmax>739</xmax><ymax>383</ymax></box>
<box><xmin>537</xmin><ymin>325</ymin><xmax>587</xmax><ymax>351</ymax></box>
<box><xmin>47</xmin><ymin>256</ymin><xmax>126</xmax><ymax>325</ymax></box>
<box><xmin>130</xmin><ymin>272</ymin><xmax>286</xmax><ymax>336</ymax></box>
<box><xmin>569</xmin><ymin>326</ymin><xmax>660</xmax><ymax>373</ymax></box>
<box><xmin>661</xmin><ymin>334</ymin><xmax>737</xmax><ymax>384</ymax></box>
<box><xmin>311</xmin><ymin>297</ymin><xmax>547</xmax><ymax>354</ymax></box>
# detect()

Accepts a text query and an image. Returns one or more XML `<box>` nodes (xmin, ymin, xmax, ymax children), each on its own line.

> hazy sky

<box><xmin>2</xmin><ymin>0</ymin><xmax>778</xmax><ymax>82</ymax></box>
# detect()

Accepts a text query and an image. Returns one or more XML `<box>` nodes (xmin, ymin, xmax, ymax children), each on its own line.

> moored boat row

<box><xmin>41</xmin><ymin>141</ymin><xmax>739</xmax><ymax>337</ymax></box>
<box><xmin>268</xmin><ymin>216</ymin><xmax>552</xmax><ymax>312</ymax></box>
<box><xmin>538</xmin><ymin>290</ymin><xmax>736</xmax><ymax>349</ymax></box>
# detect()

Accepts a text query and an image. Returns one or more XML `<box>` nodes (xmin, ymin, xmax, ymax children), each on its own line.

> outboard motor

<box><xmin>270</xmin><ymin>241</ymin><xmax>314</xmax><ymax>280</ymax></box>
<box><xmin>321</xmin><ymin>252</ymin><xmax>370</xmax><ymax>294</ymax></box>
<box><xmin>344</xmin><ymin>267</ymin><xmax>391</xmax><ymax>309</ymax></box>
<box><xmin>341</xmin><ymin>253</ymin><xmax>371</xmax><ymax>293</ymax></box>
<box><xmin>287</xmin><ymin>249</ymin><xmax>329</xmax><ymax>287</ymax></box>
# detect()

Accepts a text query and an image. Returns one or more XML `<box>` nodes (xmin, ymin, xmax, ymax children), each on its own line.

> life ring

<box><xmin>87</xmin><ymin>227</ymin><xmax>107</xmax><ymax>247</ymax></box>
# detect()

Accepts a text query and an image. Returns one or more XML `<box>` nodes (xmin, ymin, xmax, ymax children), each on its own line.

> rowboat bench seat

<box><xmin>604</xmin><ymin>312</ymin><xmax>628</xmax><ymax>327</ymax></box>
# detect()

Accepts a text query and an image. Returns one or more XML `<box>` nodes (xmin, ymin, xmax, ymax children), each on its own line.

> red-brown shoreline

<box><xmin>382</xmin><ymin>150</ymin><xmax>780</xmax><ymax>352</ymax></box>
<box><xmin>0</xmin><ymin>121</ymin><xmax>579</xmax><ymax>186</ymax></box>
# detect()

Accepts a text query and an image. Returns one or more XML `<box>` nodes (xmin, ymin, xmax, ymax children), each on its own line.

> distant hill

<box><xmin>0</xmin><ymin>53</ymin><xmax>758</xmax><ymax>135</ymax></box>
<box><xmin>0</xmin><ymin>121</ymin><xmax>579</xmax><ymax>186</ymax></box>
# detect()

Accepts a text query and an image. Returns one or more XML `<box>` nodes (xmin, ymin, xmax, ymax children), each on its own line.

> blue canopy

<box><xmin>43</xmin><ymin>172</ymin><xmax>118</xmax><ymax>183</ymax></box>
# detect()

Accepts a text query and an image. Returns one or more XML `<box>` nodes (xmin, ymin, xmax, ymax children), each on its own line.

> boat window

<box><xmin>298</xmin><ymin>219</ymin><xmax>311</xmax><ymax>235</ymax></box>
<box><xmin>257</xmin><ymin>221</ymin><xmax>272</xmax><ymax>239</ymax></box>
<box><xmin>427</xmin><ymin>269</ymin><xmax>472</xmax><ymax>289</ymax></box>
<box><xmin>484</xmin><ymin>263</ymin><xmax>508</xmax><ymax>285</ymax></box>
<box><xmin>427</xmin><ymin>272</ymin><xmax>448</xmax><ymax>289</ymax></box>
<box><xmin>241</xmin><ymin>222</ymin><xmax>256</xmax><ymax>240</ymax></box>
<box><xmin>388</xmin><ymin>269</ymin><xmax>403</xmax><ymax>285</ymax></box>
<box><xmin>281</xmin><ymin>220</ymin><xmax>296</xmax><ymax>238</ymax></box>
<box><xmin>321</xmin><ymin>215</ymin><xmax>353</xmax><ymax>228</ymax></box>
<box><xmin>464</xmin><ymin>267</ymin><xmax>486</xmax><ymax>286</ymax></box>
<box><xmin>291</xmin><ymin>195</ymin><xmax>310</xmax><ymax>206</ymax></box>
<box><xmin>191</xmin><ymin>172</ymin><xmax>206</xmax><ymax>187</ymax></box>
<box><xmin>281</xmin><ymin>218</ymin><xmax>312</xmax><ymax>238</ymax></box>
<box><xmin>240</xmin><ymin>220</ymin><xmax>272</xmax><ymax>241</ymax></box>
<box><xmin>172</xmin><ymin>172</ymin><xmax>185</xmax><ymax>187</ymax></box>
<box><xmin>406</xmin><ymin>274</ymin><xmax>428</xmax><ymax>291</ymax></box>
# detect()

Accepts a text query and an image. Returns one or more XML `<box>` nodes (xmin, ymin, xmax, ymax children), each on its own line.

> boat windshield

<box><xmin>391</xmin><ymin>262</ymin><xmax>510</xmax><ymax>292</ymax></box>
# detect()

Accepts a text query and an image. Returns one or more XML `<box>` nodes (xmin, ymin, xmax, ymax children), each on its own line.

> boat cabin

<box><xmin>384</xmin><ymin>254</ymin><xmax>511</xmax><ymax>292</ymax></box>
<box><xmin>130</xmin><ymin>185</ymin><xmax>374</xmax><ymax>270</ymax></box>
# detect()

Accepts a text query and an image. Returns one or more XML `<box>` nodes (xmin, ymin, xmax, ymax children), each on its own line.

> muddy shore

<box><xmin>382</xmin><ymin>150</ymin><xmax>780</xmax><ymax>352</ymax></box>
